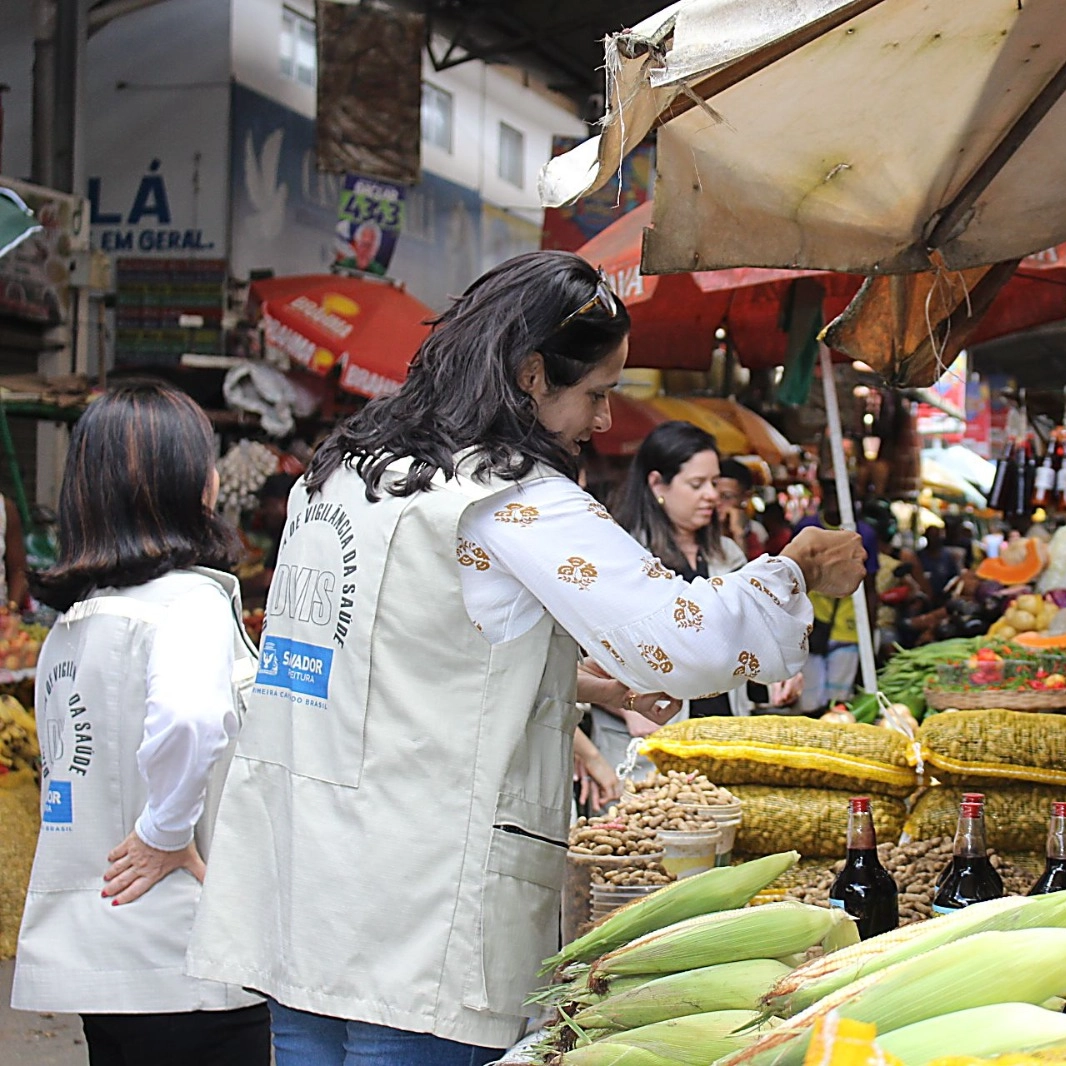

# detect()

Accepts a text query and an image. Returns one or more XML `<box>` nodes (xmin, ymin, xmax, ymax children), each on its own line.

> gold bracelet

<box><xmin>623</xmin><ymin>691</ymin><xmax>637</xmax><ymax>712</ymax></box>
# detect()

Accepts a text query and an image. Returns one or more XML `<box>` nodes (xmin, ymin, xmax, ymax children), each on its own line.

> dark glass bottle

<box><xmin>829</xmin><ymin>797</ymin><xmax>899</xmax><ymax>939</ymax></box>
<box><xmin>1034</xmin><ymin>446</ymin><xmax>1057</xmax><ymax>508</ymax></box>
<box><xmin>934</xmin><ymin>793</ymin><xmax>986</xmax><ymax>891</ymax></box>
<box><xmin>1029</xmin><ymin>801</ymin><xmax>1066</xmax><ymax>895</ymax></box>
<box><xmin>986</xmin><ymin>439</ymin><xmax>1015</xmax><ymax>512</ymax></box>
<box><xmin>1015</xmin><ymin>437</ymin><xmax>1035</xmax><ymax>517</ymax></box>
<box><xmin>933</xmin><ymin>799</ymin><xmax>1004</xmax><ymax>914</ymax></box>
<box><xmin>1054</xmin><ymin>433</ymin><xmax>1066</xmax><ymax>511</ymax></box>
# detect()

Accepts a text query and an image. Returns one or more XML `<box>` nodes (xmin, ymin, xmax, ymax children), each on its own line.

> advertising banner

<box><xmin>334</xmin><ymin>174</ymin><xmax>405</xmax><ymax>276</ymax></box>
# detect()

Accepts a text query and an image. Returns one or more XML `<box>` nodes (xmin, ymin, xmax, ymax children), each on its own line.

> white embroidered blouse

<box><xmin>456</xmin><ymin>476</ymin><xmax>813</xmax><ymax>700</ymax></box>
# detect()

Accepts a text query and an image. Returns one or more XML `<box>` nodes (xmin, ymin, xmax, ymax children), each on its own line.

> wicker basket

<box><xmin>924</xmin><ymin>686</ymin><xmax>1066</xmax><ymax>712</ymax></box>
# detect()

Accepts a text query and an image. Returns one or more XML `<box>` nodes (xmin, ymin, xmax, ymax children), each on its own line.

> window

<box><xmin>421</xmin><ymin>82</ymin><xmax>454</xmax><ymax>153</ymax></box>
<box><xmin>498</xmin><ymin>122</ymin><xmax>525</xmax><ymax>188</ymax></box>
<box><xmin>280</xmin><ymin>6</ymin><xmax>316</xmax><ymax>87</ymax></box>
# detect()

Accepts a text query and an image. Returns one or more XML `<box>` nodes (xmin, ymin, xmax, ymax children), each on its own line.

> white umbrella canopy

<box><xmin>540</xmin><ymin>0</ymin><xmax>1066</xmax><ymax>275</ymax></box>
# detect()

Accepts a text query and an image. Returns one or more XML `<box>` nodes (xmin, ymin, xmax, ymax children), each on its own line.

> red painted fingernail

<box><xmin>111</xmin><ymin>899</ymin><xmax>119</xmax><ymax>906</ymax></box>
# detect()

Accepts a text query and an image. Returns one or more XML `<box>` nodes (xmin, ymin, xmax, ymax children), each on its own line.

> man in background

<box><xmin>793</xmin><ymin>478</ymin><xmax>879</xmax><ymax>714</ymax></box>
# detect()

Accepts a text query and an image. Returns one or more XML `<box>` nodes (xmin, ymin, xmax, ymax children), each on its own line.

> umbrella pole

<box><xmin>819</xmin><ymin>343</ymin><xmax>879</xmax><ymax>695</ymax></box>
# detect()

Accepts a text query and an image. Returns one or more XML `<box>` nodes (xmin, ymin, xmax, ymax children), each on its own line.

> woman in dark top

<box><xmin>590</xmin><ymin>422</ymin><xmax>747</xmax><ymax>773</ymax></box>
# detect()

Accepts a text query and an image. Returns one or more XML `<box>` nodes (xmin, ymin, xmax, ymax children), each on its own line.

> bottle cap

<box><xmin>849</xmin><ymin>796</ymin><xmax>871</xmax><ymax>813</ymax></box>
<box><xmin>963</xmin><ymin>793</ymin><xmax>985</xmax><ymax>805</ymax></box>
<box><xmin>961</xmin><ymin>801</ymin><xmax>982</xmax><ymax>817</ymax></box>
<box><xmin>1053</xmin><ymin>802</ymin><xmax>1066</xmax><ymax>817</ymax></box>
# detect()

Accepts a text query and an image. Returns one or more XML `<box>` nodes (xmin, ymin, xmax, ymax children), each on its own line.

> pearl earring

<box><xmin>657</xmin><ymin>496</ymin><xmax>665</xmax><ymax>506</ymax></box>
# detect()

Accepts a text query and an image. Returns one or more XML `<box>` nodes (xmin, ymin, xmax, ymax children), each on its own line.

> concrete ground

<box><xmin>0</xmin><ymin>958</ymin><xmax>88</xmax><ymax>1065</ymax></box>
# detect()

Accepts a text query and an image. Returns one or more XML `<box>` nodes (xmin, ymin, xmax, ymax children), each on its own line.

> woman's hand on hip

<box><xmin>782</xmin><ymin>527</ymin><xmax>867</xmax><ymax>597</ymax></box>
<box><xmin>102</xmin><ymin>831</ymin><xmax>206</xmax><ymax>906</ymax></box>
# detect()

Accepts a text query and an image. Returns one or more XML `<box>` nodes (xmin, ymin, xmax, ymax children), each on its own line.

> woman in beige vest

<box><xmin>13</xmin><ymin>383</ymin><xmax>270</xmax><ymax>1066</ymax></box>
<box><xmin>187</xmin><ymin>250</ymin><xmax>866</xmax><ymax>1066</ymax></box>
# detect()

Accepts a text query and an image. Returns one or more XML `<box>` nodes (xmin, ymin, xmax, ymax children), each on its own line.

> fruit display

<box><xmin>986</xmin><ymin>592</ymin><xmax>1062</xmax><ymax>641</ymax></box>
<box><xmin>0</xmin><ymin>694</ymin><xmax>38</xmax><ymax>773</ymax></box>
<box><xmin>0</xmin><ymin>610</ymin><xmax>46</xmax><ymax>673</ymax></box>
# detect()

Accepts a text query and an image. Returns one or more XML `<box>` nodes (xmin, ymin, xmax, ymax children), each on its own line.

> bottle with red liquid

<box><xmin>935</xmin><ymin>793</ymin><xmax>990</xmax><ymax>891</ymax></box>
<box><xmin>933</xmin><ymin>798</ymin><xmax>1004</xmax><ymax>914</ymax></box>
<box><xmin>1029</xmin><ymin>801</ymin><xmax>1066</xmax><ymax>895</ymax></box>
<box><xmin>828</xmin><ymin>797</ymin><xmax>899</xmax><ymax>939</ymax></box>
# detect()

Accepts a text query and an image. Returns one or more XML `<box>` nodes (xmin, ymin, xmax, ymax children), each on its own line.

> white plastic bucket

<box><xmin>677</xmin><ymin>801</ymin><xmax>742</xmax><ymax>866</ymax></box>
<box><xmin>657</xmin><ymin>826</ymin><xmax>723</xmax><ymax>879</ymax></box>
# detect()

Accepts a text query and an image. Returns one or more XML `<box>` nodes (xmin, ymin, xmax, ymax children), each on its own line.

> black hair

<box><xmin>305</xmin><ymin>250</ymin><xmax>631</xmax><ymax>500</ymax></box>
<box><xmin>763</xmin><ymin>500</ymin><xmax>787</xmax><ymax>526</ymax></box>
<box><xmin>718</xmin><ymin>458</ymin><xmax>754</xmax><ymax>493</ymax></box>
<box><xmin>610</xmin><ymin>420</ymin><xmax>727</xmax><ymax>572</ymax></box>
<box><xmin>34</xmin><ymin>381</ymin><xmax>239</xmax><ymax>612</ymax></box>
<box><xmin>260</xmin><ymin>473</ymin><xmax>298</xmax><ymax>501</ymax></box>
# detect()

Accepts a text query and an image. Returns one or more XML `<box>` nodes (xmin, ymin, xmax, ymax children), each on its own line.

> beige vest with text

<box><xmin>188</xmin><ymin>460</ymin><xmax>581</xmax><ymax>1048</ymax></box>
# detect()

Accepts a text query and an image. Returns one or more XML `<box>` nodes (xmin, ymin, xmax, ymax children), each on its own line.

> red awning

<box><xmin>250</xmin><ymin>274</ymin><xmax>433</xmax><ymax>398</ymax></box>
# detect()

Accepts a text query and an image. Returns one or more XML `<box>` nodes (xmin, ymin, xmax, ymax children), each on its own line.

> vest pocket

<box><xmin>461</xmin><ymin>825</ymin><xmax>565</xmax><ymax>1015</ymax></box>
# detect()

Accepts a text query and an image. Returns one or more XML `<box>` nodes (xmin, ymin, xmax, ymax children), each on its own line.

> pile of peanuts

<box><xmin>622</xmin><ymin>771</ymin><xmax>736</xmax><ymax>831</ymax></box>
<box><xmin>568</xmin><ymin>811</ymin><xmax>663</xmax><ymax>857</ymax></box>
<box><xmin>785</xmin><ymin>836</ymin><xmax>1037</xmax><ymax>924</ymax></box>
<box><xmin>590</xmin><ymin>861</ymin><xmax>674</xmax><ymax>887</ymax></box>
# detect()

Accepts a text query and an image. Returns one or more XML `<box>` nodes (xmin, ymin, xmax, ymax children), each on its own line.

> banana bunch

<box><xmin>0</xmin><ymin>694</ymin><xmax>39</xmax><ymax>771</ymax></box>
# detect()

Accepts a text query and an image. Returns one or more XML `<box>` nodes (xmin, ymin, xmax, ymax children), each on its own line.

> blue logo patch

<box><xmin>43</xmin><ymin>780</ymin><xmax>73</xmax><ymax>823</ymax></box>
<box><xmin>256</xmin><ymin>636</ymin><xmax>333</xmax><ymax>699</ymax></box>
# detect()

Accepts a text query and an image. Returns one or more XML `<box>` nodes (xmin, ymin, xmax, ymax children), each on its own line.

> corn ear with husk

<box><xmin>573</xmin><ymin>959</ymin><xmax>791</xmax><ymax>1032</ymax></box>
<box><xmin>552</xmin><ymin>1044</ymin><xmax>671</xmax><ymax>1066</ymax></box>
<box><xmin>762</xmin><ymin>890</ymin><xmax>1066</xmax><ymax>1017</ymax></box>
<box><xmin>543</xmin><ymin>851</ymin><xmax>800</xmax><ymax>973</ymax></box>
<box><xmin>877</xmin><ymin>1003</ymin><xmax>1066</xmax><ymax>1065</ymax></box>
<box><xmin>719</xmin><ymin>926</ymin><xmax>1066</xmax><ymax>1066</ymax></box>
<box><xmin>560</xmin><ymin>1010</ymin><xmax>775</xmax><ymax>1066</ymax></box>
<box><xmin>593</xmin><ymin>901</ymin><xmax>857</xmax><ymax>979</ymax></box>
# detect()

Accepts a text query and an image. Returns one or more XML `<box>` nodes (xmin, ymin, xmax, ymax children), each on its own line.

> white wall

<box><xmin>229</xmin><ymin>1</ymin><xmax>586</xmax><ymax>221</ymax></box>
<box><xmin>85</xmin><ymin>0</ymin><xmax>231</xmax><ymax>257</ymax></box>
<box><xmin>231</xmin><ymin>0</ymin><xmax>317</xmax><ymax>119</ymax></box>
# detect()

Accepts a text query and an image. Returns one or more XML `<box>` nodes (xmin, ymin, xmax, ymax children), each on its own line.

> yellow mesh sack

<box><xmin>641</xmin><ymin>715</ymin><xmax>918</xmax><ymax>796</ymax></box>
<box><xmin>904</xmin><ymin>784</ymin><xmax>1064</xmax><ymax>853</ymax></box>
<box><xmin>731</xmin><ymin>786</ymin><xmax>908</xmax><ymax>858</ymax></box>
<box><xmin>0</xmin><ymin>770</ymin><xmax>39</xmax><ymax>958</ymax></box>
<box><xmin>919</xmin><ymin>710</ymin><xmax>1066</xmax><ymax>788</ymax></box>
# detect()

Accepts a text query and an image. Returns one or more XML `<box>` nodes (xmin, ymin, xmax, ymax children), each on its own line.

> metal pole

<box><xmin>819</xmin><ymin>342</ymin><xmax>878</xmax><ymax>694</ymax></box>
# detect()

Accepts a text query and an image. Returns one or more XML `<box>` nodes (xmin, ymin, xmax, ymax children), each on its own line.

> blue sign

<box><xmin>257</xmin><ymin>636</ymin><xmax>334</xmax><ymax>699</ymax></box>
<box><xmin>43</xmin><ymin>781</ymin><xmax>73</xmax><ymax>824</ymax></box>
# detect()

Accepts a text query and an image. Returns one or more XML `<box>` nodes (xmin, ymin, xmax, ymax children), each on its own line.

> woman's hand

<box><xmin>575</xmin><ymin>751</ymin><xmax>622</xmax><ymax>809</ymax></box>
<box><xmin>782</xmin><ymin>526</ymin><xmax>867</xmax><ymax>598</ymax></box>
<box><xmin>102</xmin><ymin>831</ymin><xmax>206</xmax><ymax>906</ymax></box>
<box><xmin>769</xmin><ymin>673</ymin><xmax>804</xmax><ymax>707</ymax></box>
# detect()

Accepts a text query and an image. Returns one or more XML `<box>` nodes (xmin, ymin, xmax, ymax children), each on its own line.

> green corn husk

<box><xmin>557</xmin><ymin>1044</ymin><xmax>672</xmax><ymax>1066</ymax></box>
<box><xmin>590</xmin><ymin>1010</ymin><xmax>774</xmax><ymax>1064</ymax></box>
<box><xmin>573</xmin><ymin>959</ymin><xmax>792</xmax><ymax>1031</ymax></box>
<box><xmin>762</xmin><ymin>890</ymin><xmax>1066</xmax><ymax>1017</ymax></box>
<box><xmin>543</xmin><ymin>852</ymin><xmax>800</xmax><ymax>973</ymax></box>
<box><xmin>593</xmin><ymin>901</ymin><xmax>856</xmax><ymax>979</ymax></box>
<box><xmin>719</xmin><ymin>926</ymin><xmax>1066</xmax><ymax>1066</ymax></box>
<box><xmin>878</xmin><ymin>1002</ymin><xmax>1066</xmax><ymax>1065</ymax></box>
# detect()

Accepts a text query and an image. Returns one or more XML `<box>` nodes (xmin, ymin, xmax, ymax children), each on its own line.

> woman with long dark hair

<box><xmin>187</xmin><ymin>250</ymin><xmax>866</xmax><ymax>1066</ymax></box>
<box><xmin>12</xmin><ymin>382</ymin><xmax>270</xmax><ymax>1066</ymax></box>
<box><xmin>591</xmin><ymin>420</ymin><xmax>749</xmax><ymax>771</ymax></box>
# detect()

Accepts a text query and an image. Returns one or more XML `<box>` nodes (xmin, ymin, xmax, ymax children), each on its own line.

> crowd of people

<box><xmin>12</xmin><ymin>251</ymin><xmax>867</xmax><ymax>1066</ymax></box>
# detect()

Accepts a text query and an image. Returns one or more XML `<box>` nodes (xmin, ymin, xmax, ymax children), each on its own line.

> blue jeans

<box><xmin>269</xmin><ymin>1000</ymin><xmax>507</xmax><ymax>1066</ymax></box>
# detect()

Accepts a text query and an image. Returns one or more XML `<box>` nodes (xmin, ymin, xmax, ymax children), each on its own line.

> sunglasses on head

<box><xmin>555</xmin><ymin>267</ymin><xmax>619</xmax><ymax>332</ymax></box>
